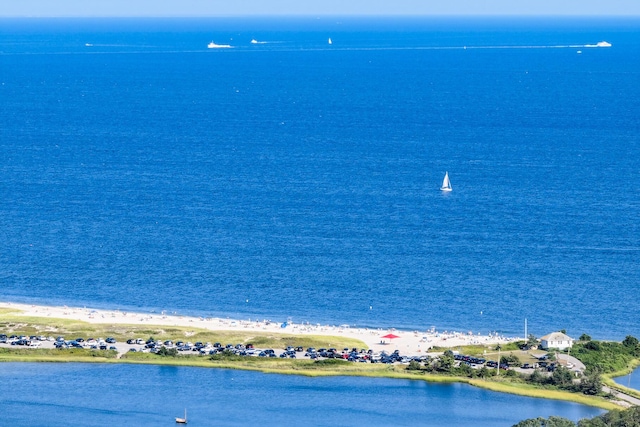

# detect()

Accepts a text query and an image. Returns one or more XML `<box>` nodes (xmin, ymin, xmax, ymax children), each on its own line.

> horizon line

<box><xmin>1</xmin><ymin>13</ymin><xmax>640</xmax><ymax>19</ymax></box>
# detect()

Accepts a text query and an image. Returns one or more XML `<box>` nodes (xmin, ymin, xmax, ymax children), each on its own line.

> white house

<box><xmin>539</xmin><ymin>332</ymin><xmax>574</xmax><ymax>350</ymax></box>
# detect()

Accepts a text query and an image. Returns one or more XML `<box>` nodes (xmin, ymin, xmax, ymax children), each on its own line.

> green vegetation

<box><xmin>470</xmin><ymin>379</ymin><xmax>618</xmax><ymax>411</ymax></box>
<box><xmin>511</xmin><ymin>335</ymin><xmax>640</xmax><ymax>426</ymax></box>
<box><xmin>571</xmin><ymin>336</ymin><xmax>640</xmax><ymax>374</ymax></box>
<box><xmin>0</xmin><ymin>347</ymin><xmax>118</xmax><ymax>363</ymax></box>
<box><xmin>2</xmin><ymin>309</ymin><xmax>640</xmax><ymax>412</ymax></box>
<box><xmin>514</xmin><ymin>406</ymin><xmax>640</xmax><ymax>427</ymax></box>
<box><xmin>0</xmin><ymin>312</ymin><xmax>365</xmax><ymax>351</ymax></box>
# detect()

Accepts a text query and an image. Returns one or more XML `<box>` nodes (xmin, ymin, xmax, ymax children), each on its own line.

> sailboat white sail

<box><xmin>175</xmin><ymin>408</ymin><xmax>187</xmax><ymax>424</ymax></box>
<box><xmin>440</xmin><ymin>172</ymin><xmax>452</xmax><ymax>192</ymax></box>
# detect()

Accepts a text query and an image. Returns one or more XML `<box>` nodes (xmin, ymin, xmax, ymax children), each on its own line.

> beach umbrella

<box><xmin>381</xmin><ymin>333</ymin><xmax>400</xmax><ymax>340</ymax></box>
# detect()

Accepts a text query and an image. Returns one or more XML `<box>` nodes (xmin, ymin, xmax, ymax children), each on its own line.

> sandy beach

<box><xmin>0</xmin><ymin>301</ymin><xmax>518</xmax><ymax>356</ymax></box>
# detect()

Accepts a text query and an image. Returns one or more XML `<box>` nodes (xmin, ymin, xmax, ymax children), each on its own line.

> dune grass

<box><xmin>0</xmin><ymin>312</ymin><xmax>365</xmax><ymax>350</ymax></box>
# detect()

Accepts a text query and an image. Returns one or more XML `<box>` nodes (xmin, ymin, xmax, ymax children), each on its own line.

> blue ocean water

<box><xmin>0</xmin><ymin>363</ymin><xmax>603</xmax><ymax>426</ymax></box>
<box><xmin>0</xmin><ymin>17</ymin><xmax>639</xmax><ymax>340</ymax></box>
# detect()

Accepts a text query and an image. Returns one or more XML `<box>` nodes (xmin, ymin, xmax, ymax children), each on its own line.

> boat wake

<box><xmin>313</xmin><ymin>40</ymin><xmax>612</xmax><ymax>52</ymax></box>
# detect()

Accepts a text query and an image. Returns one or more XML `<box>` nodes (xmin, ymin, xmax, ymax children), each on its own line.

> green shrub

<box><xmin>313</xmin><ymin>359</ymin><xmax>349</xmax><ymax>366</ymax></box>
<box><xmin>407</xmin><ymin>360</ymin><xmax>422</xmax><ymax>371</ymax></box>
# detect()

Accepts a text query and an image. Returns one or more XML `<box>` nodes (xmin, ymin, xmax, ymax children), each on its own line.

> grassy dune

<box><xmin>0</xmin><ymin>312</ymin><xmax>365</xmax><ymax>350</ymax></box>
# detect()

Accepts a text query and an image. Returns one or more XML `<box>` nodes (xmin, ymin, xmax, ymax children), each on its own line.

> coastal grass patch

<box><xmin>429</xmin><ymin>344</ymin><xmax>542</xmax><ymax>366</ymax></box>
<box><xmin>0</xmin><ymin>308</ymin><xmax>22</xmax><ymax>316</ymax></box>
<box><xmin>0</xmin><ymin>347</ymin><xmax>118</xmax><ymax>363</ymax></box>
<box><xmin>0</xmin><ymin>312</ymin><xmax>367</xmax><ymax>350</ymax></box>
<box><xmin>118</xmin><ymin>351</ymin><xmax>473</xmax><ymax>383</ymax></box>
<box><xmin>469</xmin><ymin>378</ymin><xmax>620</xmax><ymax>411</ymax></box>
<box><xmin>433</xmin><ymin>341</ymin><xmax>525</xmax><ymax>354</ymax></box>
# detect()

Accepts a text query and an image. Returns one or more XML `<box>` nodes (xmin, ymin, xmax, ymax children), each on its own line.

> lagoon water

<box><xmin>0</xmin><ymin>17</ymin><xmax>638</xmax><ymax>424</ymax></box>
<box><xmin>0</xmin><ymin>363</ymin><xmax>603</xmax><ymax>426</ymax></box>
<box><xmin>614</xmin><ymin>366</ymin><xmax>640</xmax><ymax>391</ymax></box>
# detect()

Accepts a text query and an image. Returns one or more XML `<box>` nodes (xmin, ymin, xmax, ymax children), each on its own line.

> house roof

<box><xmin>540</xmin><ymin>332</ymin><xmax>573</xmax><ymax>342</ymax></box>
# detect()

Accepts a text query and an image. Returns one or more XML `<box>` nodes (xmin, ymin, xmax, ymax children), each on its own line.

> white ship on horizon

<box><xmin>208</xmin><ymin>41</ymin><xmax>232</xmax><ymax>49</ymax></box>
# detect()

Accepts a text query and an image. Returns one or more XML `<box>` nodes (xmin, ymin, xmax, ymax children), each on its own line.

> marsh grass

<box><xmin>469</xmin><ymin>378</ymin><xmax>620</xmax><ymax>411</ymax></box>
<box><xmin>603</xmin><ymin>360</ymin><xmax>640</xmax><ymax>400</ymax></box>
<box><xmin>0</xmin><ymin>347</ymin><xmax>118</xmax><ymax>363</ymax></box>
<box><xmin>118</xmin><ymin>351</ymin><xmax>469</xmax><ymax>381</ymax></box>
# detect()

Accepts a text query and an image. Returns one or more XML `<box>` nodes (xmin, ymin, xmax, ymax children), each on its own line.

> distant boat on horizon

<box><xmin>175</xmin><ymin>408</ymin><xmax>187</xmax><ymax>424</ymax></box>
<box><xmin>328</xmin><ymin>38</ymin><xmax>332</xmax><ymax>45</ymax></box>
<box><xmin>440</xmin><ymin>172</ymin><xmax>452</xmax><ymax>192</ymax></box>
<box><xmin>208</xmin><ymin>41</ymin><xmax>232</xmax><ymax>49</ymax></box>
<box><xmin>585</xmin><ymin>41</ymin><xmax>612</xmax><ymax>48</ymax></box>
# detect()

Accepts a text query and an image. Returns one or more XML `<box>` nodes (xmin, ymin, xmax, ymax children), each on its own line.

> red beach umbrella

<box><xmin>381</xmin><ymin>333</ymin><xmax>400</xmax><ymax>340</ymax></box>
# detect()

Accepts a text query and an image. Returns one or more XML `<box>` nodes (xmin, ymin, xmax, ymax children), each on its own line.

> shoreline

<box><xmin>0</xmin><ymin>300</ymin><xmax>628</xmax><ymax>411</ymax></box>
<box><xmin>0</xmin><ymin>301</ymin><xmax>518</xmax><ymax>356</ymax></box>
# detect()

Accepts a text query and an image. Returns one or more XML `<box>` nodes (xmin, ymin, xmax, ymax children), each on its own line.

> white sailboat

<box><xmin>328</xmin><ymin>38</ymin><xmax>332</xmax><ymax>45</ymax></box>
<box><xmin>175</xmin><ymin>408</ymin><xmax>187</xmax><ymax>424</ymax></box>
<box><xmin>440</xmin><ymin>172</ymin><xmax>452</xmax><ymax>192</ymax></box>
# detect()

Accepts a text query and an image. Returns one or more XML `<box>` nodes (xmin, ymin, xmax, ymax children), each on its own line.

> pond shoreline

<box><xmin>0</xmin><ymin>302</ymin><xmax>627</xmax><ymax>411</ymax></box>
